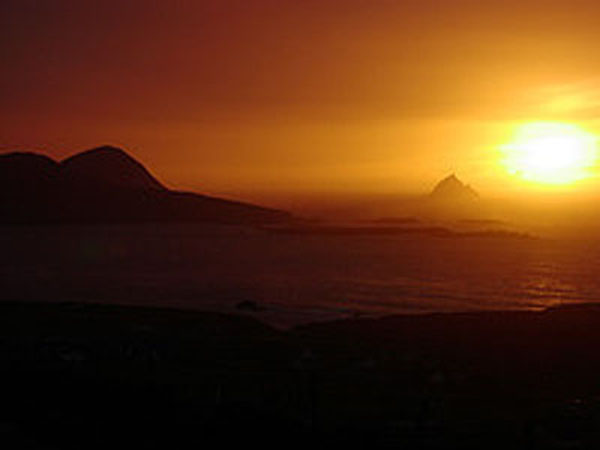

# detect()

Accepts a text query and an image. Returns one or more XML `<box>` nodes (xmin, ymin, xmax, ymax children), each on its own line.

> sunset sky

<box><xmin>3</xmin><ymin>0</ymin><xmax>600</xmax><ymax>207</ymax></box>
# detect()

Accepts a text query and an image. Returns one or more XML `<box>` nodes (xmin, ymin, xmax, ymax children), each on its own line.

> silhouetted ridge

<box><xmin>430</xmin><ymin>173</ymin><xmax>478</xmax><ymax>201</ymax></box>
<box><xmin>0</xmin><ymin>153</ymin><xmax>61</xmax><ymax>220</ymax></box>
<box><xmin>61</xmin><ymin>145</ymin><xmax>166</xmax><ymax>191</ymax></box>
<box><xmin>0</xmin><ymin>152</ymin><xmax>59</xmax><ymax>184</ymax></box>
<box><xmin>0</xmin><ymin>147</ymin><xmax>290</xmax><ymax>224</ymax></box>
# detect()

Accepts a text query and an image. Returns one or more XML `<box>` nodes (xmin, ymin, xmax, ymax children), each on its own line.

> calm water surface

<box><xmin>1</xmin><ymin>225</ymin><xmax>599</xmax><ymax>326</ymax></box>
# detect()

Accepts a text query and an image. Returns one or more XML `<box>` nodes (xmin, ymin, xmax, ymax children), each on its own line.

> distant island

<box><xmin>429</xmin><ymin>173</ymin><xmax>479</xmax><ymax>202</ymax></box>
<box><xmin>0</xmin><ymin>146</ymin><xmax>291</xmax><ymax>224</ymax></box>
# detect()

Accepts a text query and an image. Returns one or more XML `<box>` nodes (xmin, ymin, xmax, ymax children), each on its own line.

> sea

<box><xmin>2</xmin><ymin>224</ymin><xmax>599</xmax><ymax>327</ymax></box>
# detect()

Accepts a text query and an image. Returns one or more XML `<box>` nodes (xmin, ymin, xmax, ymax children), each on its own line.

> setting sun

<box><xmin>501</xmin><ymin>122</ymin><xmax>598</xmax><ymax>185</ymax></box>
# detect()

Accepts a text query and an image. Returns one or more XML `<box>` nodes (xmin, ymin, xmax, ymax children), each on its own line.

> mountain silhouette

<box><xmin>0</xmin><ymin>152</ymin><xmax>59</xmax><ymax>188</ymax></box>
<box><xmin>429</xmin><ymin>174</ymin><xmax>478</xmax><ymax>202</ymax></box>
<box><xmin>60</xmin><ymin>146</ymin><xmax>166</xmax><ymax>192</ymax></box>
<box><xmin>0</xmin><ymin>146</ymin><xmax>290</xmax><ymax>224</ymax></box>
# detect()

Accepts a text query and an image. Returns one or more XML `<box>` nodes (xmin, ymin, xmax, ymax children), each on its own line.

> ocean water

<box><xmin>1</xmin><ymin>224</ymin><xmax>599</xmax><ymax>327</ymax></box>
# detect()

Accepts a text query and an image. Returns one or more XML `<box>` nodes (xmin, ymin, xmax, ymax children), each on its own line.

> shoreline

<box><xmin>2</xmin><ymin>300</ymin><xmax>600</xmax><ymax>447</ymax></box>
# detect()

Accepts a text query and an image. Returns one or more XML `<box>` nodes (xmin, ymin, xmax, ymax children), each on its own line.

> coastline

<box><xmin>2</xmin><ymin>300</ymin><xmax>600</xmax><ymax>448</ymax></box>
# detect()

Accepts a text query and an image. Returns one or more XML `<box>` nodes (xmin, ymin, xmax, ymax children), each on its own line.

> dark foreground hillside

<box><xmin>1</xmin><ymin>301</ymin><xmax>600</xmax><ymax>449</ymax></box>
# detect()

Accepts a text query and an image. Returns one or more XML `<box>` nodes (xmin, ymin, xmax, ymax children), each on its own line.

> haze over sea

<box><xmin>2</xmin><ymin>224</ymin><xmax>597</xmax><ymax>327</ymax></box>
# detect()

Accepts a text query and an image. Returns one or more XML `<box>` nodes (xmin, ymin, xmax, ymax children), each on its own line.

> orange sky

<box><xmin>2</xmin><ymin>0</ymin><xmax>600</xmax><ymax>207</ymax></box>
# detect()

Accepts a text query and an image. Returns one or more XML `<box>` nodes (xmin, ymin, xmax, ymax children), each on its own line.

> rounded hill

<box><xmin>60</xmin><ymin>146</ymin><xmax>166</xmax><ymax>191</ymax></box>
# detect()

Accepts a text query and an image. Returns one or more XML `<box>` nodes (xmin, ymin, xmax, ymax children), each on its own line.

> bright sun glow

<box><xmin>501</xmin><ymin>122</ymin><xmax>598</xmax><ymax>185</ymax></box>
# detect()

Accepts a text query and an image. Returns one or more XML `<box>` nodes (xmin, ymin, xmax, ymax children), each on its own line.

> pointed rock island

<box><xmin>0</xmin><ymin>146</ymin><xmax>291</xmax><ymax>224</ymax></box>
<box><xmin>429</xmin><ymin>174</ymin><xmax>479</xmax><ymax>202</ymax></box>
